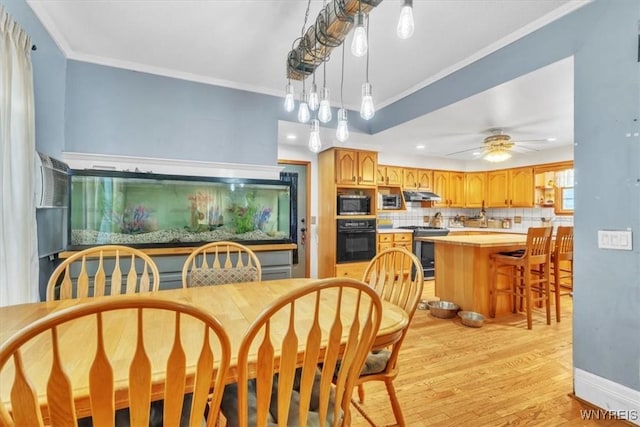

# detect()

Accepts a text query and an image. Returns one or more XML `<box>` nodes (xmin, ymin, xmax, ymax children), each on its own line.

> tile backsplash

<box><xmin>378</xmin><ymin>203</ymin><xmax>573</xmax><ymax>231</ymax></box>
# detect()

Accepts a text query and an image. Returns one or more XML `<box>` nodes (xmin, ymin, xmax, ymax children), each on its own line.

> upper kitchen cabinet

<box><xmin>433</xmin><ymin>170</ymin><xmax>465</xmax><ymax>208</ymax></box>
<box><xmin>377</xmin><ymin>165</ymin><xmax>403</xmax><ymax>186</ymax></box>
<box><xmin>486</xmin><ymin>167</ymin><xmax>534</xmax><ymax>208</ymax></box>
<box><xmin>403</xmin><ymin>168</ymin><xmax>433</xmax><ymax>190</ymax></box>
<box><xmin>335</xmin><ymin>149</ymin><xmax>378</xmax><ymax>186</ymax></box>
<box><xmin>464</xmin><ymin>172</ymin><xmax>486</xmax><ymax>208</ymax></box>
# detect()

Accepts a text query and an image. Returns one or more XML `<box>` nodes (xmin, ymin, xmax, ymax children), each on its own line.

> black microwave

<box><xmin>337</xmin><ymin>194</ymin><xmax>371</xmax><ymax>215</ymax></box>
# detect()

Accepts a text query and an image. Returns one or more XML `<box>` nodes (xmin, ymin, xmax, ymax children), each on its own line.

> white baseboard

<box><xmin>574</xmin><ymin>368</ymin><xmax>640</xmax><ymax>425</ymax></box>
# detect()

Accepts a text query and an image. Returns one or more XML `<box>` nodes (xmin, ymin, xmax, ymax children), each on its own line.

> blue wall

<box><xmin>3</xmin><ymin>0</ymin><xmax>66</xmax><ymax>158</ymax></box>
<box><xmin>572</xmin><ymin>0</ymin><xmax>640</xmax><ymax>390</ymax></box>
<box><xmin>64</xmin><ymin>61</ymin><xmax>282</xmax><ymax>165</ymax></box>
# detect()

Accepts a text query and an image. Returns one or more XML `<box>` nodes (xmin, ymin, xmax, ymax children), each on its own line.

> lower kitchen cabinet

<box><xmin>335</xmin><ymin>262</ymin><xmax>369</xmax><ymax>280</ymax></box>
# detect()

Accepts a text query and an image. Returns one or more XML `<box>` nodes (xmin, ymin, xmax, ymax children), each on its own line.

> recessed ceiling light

<box><xmin>286</xmin><ymin>134</ymin><xmax>297</xmax><ymax>141</ymax></box>
<box><xmin>416</xmin><ymin>144</ymin><xmax>425</xmax><ymax>149</ymax></box>
<box><xmin>472</xmin><ymin>151</ymin><xmax>481</xmax><ymax>156</ymax></box>
<box><xmin>546</xmin><ymin>137</ymin><xmax>557</xmax><ymax>142</ymax></box>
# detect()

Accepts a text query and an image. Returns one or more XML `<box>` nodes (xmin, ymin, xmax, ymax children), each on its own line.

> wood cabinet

<box><xmin>486</xmin><ymin>167</ymin><xmax>534</xmax><ymax>208</ymax></box>
<box><xmin>402</xmin><ymin>168</ymin><xmax>433</xmax><ymax>190</ymax></box>
<box><xmin>433</xmin><ymin>170</ymin><xmax>465</xmax><ymax>208</ymax></box>
<box><xmin>377</xmin><ymin>232</ymin><xmax>412</xmax><ymax>253</ymax></box>
<box><xmin>465</xmin><ymin>172</ymin><xmax>486</xmax><ymax>208</ymax></box>
<box><xmin>335</xmin><ymin>262</ymin><xmax>368</xmax><ymax>280</ymax></box>
<box><xmin>377</xmin><ymin>165</ymin><xmax>403</xmax><ymax>186</ymax></box>
<box><xmin>335</xmin><ymin>149</ymin><xmax>378</xmax><ymax>186</ymax></box>
<box><xmin>318</xmin><ymin>148</ymin><xmax>378</xmax><ymax>279</ymax></box>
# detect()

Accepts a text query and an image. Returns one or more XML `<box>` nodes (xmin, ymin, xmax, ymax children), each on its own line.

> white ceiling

<box><xmin>27</xmin><ymin>0</ymin><xmax>587</xmax><ymax>162</ymax></box>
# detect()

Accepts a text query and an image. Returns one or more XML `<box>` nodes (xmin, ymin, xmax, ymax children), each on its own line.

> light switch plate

<box><xmin>597</xmin><ymin>230</ymin><xmax>633</xmax><ymax>250</ymax></box>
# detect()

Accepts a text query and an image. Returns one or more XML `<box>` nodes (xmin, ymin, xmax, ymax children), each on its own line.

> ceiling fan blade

<box><xmin>513</xmin><ymin>138</ymin><xmax>553</xmax><ymax>144</ymax></box>
<box><xmin>512</xmin><ymin>145</ymin><xmax>538</xmax><ymax>153</ymax></box>
<box><xmin>446</xmin><ymin>146</ymin><xmax>483</xmax><ymax>156</ymax></box>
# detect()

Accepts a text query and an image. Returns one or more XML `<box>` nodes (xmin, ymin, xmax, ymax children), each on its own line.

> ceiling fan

<box><xmin>446</xmin><ymin>129</ymin><xmax>553</xmax><ymax>162</ymax></box>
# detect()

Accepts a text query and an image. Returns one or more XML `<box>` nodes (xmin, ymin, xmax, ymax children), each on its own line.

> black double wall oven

<box><xmin>336</xmin><ymin>218</ymin><xmax>376</xmax><ymax>263</ymax></box>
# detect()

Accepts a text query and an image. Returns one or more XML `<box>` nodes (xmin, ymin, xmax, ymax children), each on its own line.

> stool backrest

<box><xmin>525</xmin><ymin>226</ymin><xmax>553</xmax><ymax>266</ymax></box>
<box><xmin>554</xmin><ymin>226</ymin><xmax>574</xmax><ymax>261</ymax></box>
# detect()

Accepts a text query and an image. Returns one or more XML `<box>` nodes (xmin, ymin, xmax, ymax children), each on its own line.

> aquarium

<box><xmin>68</xmin><ymin>170</ymin><xmax>293</xmax><ymax>249</ymax></box>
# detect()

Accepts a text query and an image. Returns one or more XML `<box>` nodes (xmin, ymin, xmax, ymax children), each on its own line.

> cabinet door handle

<box><xmin>386</xmin><ymin>177</ymin><xmax>389</xmax><ymax>184</ymax></box>
<box><xmin>510</xmin><ymin>199</ymin><xmax>513</xmax><ymax>206</ymax></box>
<box><xmin>505</xmin><ymin>199</ymin><xmax>508</xmax><ymax>206</ymax></box>
<box><xmin>352</xmin><ymin>176</ymin><xmax>356</xmax><ymax>182</ymax></box>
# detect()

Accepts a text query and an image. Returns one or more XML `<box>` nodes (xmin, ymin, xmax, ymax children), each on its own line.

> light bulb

<box><xmin>318</xmin><ymin>88</ymin><xmax>332</xmax><ymax>123</ymax></box>
<box><xmin>351</xmin><ymin>12</ymin><xmax>368</xmax><ymax>57</ymax></box>
<box><xmin>336</xmin><ymin>108</ymin><xmax>349</xmax><ymax>142</ymax></box>
<box><xmin>360</xmin><ymin>82</ymin><xmax>375</xmax><ymax>120</ymax></box>
<box><xmin>308</xmin><ymin>119</ymin><xmax>322</xmax><ymax>153</ymax></box>
<box><xmin>397</xmin><ymin>0</ymin><xmax>415</xmax><ymax>39</ymax></box>
<box><xmin>308</xmin><ymin>82</ymin><xmax>319</xmax><ymax>111</ymax></box>
<box><xmin>284</xmin><ymin>82</ymin><xmax>295</xmax><ymax>112</ymax></box>
<box><xmin>297</xmin><ymin>92</ymin><xmax>310</xmax><ymax>123</ymax></box>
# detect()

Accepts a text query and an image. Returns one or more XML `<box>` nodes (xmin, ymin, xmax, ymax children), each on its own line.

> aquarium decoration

<box><xmin>114</xmin><ymin>204</ymin><xmax>155</xmax><ymax>234</ymax></box>
<box><xmin>68</xmin><ymin>170</ymin><xmax>293</xmax><ymax>249</ymax></box>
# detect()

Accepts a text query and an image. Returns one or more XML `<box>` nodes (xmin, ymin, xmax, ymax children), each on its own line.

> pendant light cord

<box><xmin>340</xmin><ymin>43</ymin><xmax>345</xmax><ymax>109</ymax></box>
<box><xmin>365</xmin><ymin>17</ymin><xmax>370</xmax><ymax>81</ymax></box>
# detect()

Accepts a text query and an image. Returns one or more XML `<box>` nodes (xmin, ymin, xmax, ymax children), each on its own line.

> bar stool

<box><xmin>551</xmin><ymin>226</ymin><xmax>574</xmax><ymax>321</ymax></box>
<box><xmin>489</xmin><ymin>226</ymin><xmax>553</xmax><ymax>329</ymax></box>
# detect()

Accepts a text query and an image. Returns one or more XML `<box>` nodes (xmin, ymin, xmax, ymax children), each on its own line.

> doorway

<box><xmin>278</xmin><ymin>160</ymin><xmax>310</xmax><ymax>278</ymax></box>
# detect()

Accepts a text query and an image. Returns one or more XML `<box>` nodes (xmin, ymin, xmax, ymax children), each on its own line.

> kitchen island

<box><xmin>416</xmin><ymin>234</ymin><xmax>527</xmax><ymax>317</ymax></box>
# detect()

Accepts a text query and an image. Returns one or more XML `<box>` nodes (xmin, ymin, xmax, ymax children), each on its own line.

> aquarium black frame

<box><xmin>66</xmin><ymin>169</ymin><xmax>294</xmax><ymax>250</ymax></box>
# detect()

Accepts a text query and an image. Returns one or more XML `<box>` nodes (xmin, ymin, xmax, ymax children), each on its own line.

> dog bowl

<box><xmin>458</xmin><ymin>311</ymin><xmax>485</xmax><ymax>328</ymax></box>
<box><xmin>426</xmin><ymin>301</ymin><xmax>459</xmax><ymax>319</ymax></box>
<box><xmin>417</xmin><ymin>299</ymin><xmax>431</xmax><ymax>310</ymax></box>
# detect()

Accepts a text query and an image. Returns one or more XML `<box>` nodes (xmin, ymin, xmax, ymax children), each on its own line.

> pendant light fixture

<box><xmin>308</xmin><ymin>118</ymin><xmax>322</xmax><ymax>153</ymax></box>
<box><xmin>308</xmin><ymin>72</ymin><xmax>319</xmax><ymax>111</ymax></box>
<box><xmin>284</xmin><ymin>80</ymin><xmax>295</xmax><ymax>112</ymax></box>
<box><xmin>397</xmin><ymin>0</ymin><xmax>415</xmax><ymax>39</ymax></box>
<box><xmin>351</xmin><ymin>1</ymin><xmax>367</xmax><ymax>57</ymax></box>
<box><xmin>360</xmin><ymin>18</ymin><xmax>375</xmax><ymax>120</ymax></box>
<box><xmin>336</xmin><ymin>44</ymin><xmax>349</xmax><ymax>142</ymax></box>
<box><xmin>297</xmin><ymin>78</ymin><xmax>310</xmax><ymax>123</ymax></box>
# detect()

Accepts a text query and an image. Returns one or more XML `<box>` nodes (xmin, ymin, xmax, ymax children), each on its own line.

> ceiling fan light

<box><xmin>483</xmin><ymin>148</ymin><xmax>512</xmax><ymax>162</ymax></box>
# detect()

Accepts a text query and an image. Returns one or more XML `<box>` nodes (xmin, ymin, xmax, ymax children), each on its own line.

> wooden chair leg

<box><xmin>524</xmin><ymin>271</ymin><xmax>533</xmax><ymax>330</ymax></box>
<box><xmin>553</xmin><ymin>261</ymin><xmax>561</xmax><ymax>322</ymax></box>
<box><xmin>385</xmin><ymin>379</ymin><xmax>406</xmax><ymax>427</ymax></box>
<box><xmin>544</xmin><ymin>265</ymin><xmax>551</xmax><ymax>325</ymax></box>
<box><xmin>357</xmin><ymin>384</ymin><xmax>365</xmax><ymax>403</ymax></box>
<box><xmin>489</xmin><ymin>260</ymin><xmax>497</xmax><ymax>318</ymax></box>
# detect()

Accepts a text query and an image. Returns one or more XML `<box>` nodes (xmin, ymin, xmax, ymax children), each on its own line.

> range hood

<box><xmin>403</xmin><ymin>190</ymin><xmax>442</xmax><ymax>202</ymax></box>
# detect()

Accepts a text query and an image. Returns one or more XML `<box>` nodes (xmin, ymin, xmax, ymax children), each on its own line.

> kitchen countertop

<box><xmin>377</xmin><ymin>228</ymin><xmax>414</xmax><ymax>233</ymax></box>
<box><xmin>378</xmin><ymin>227</ymin><xmax>527</xmax><ymax>234</ymax></box>
<box><xmin>448</xmin><ymin>227</ymin><xmax>527</xmax><ymax>234</ymax></box>
<box><xmin>416</xmin><ymin>234</ymin><xmax>527</xmax><ymax>248</ymax></box>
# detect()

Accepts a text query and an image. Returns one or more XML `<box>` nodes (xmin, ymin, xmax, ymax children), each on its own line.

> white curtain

<box><xmin>0</xmin><ymin>5</ymin><xmax>38</xmax><ymax>306</ymax></box>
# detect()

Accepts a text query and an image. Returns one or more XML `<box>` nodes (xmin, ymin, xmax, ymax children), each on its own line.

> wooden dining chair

<box><xmin>46</xmin><ymin>245</ymin><xmax>160</xmax><ymax>301</ymax></box>
<box><xmin>352</xmin><ymin>247</ymin><xmax>424</xmax><ymax>427</ymax></box>
<box><xmin>551</xmin><ymin>225</ymin><xmax>574</xmax><ymax>321</ymax></box>
<box><xmin>489</xmin><ymin>226</ymin><xmax>553</xmax><ymax>329</ymax></box>
<box><xmin>0</xmin><ymin>296</ymin><xmax>231</xmax><ymax>427</ymax></box>
<box><xmin>182</xmin><ymin>241</ymin><xmax>262</xmax><ymax>287</ymax></box>
<box><xmin>220</xmin><ymin>278</ymin><xmax>382</xmax><ymax>427</ymax></box>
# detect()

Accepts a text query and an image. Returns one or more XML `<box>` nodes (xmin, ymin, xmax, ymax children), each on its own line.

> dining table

<box><xmin>0</xmin><ymin>277</ymin><xmax>408</xmax><ymax>421</ymax></box>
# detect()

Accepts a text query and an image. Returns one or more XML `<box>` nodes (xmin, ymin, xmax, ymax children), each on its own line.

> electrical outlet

<box><xmin>597</xmin><ymin>230</ymin><xmax>633</xmax><ymax>250</ymax></box>
<box><xmin>423</xmin><ymin>215</ymin><xmax>430</xmax><ymax>223</ymax></box>
<box><xmin>514</xmin><ymin>216</ymin><xmax>522</xmax><ymax>224</ymax></box>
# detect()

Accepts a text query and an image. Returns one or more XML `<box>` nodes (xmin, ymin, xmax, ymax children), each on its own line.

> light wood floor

<box><xmin>350</xmin><ymin>281</ymin><xmax>631</xmax><ymax>427</ymax></box>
